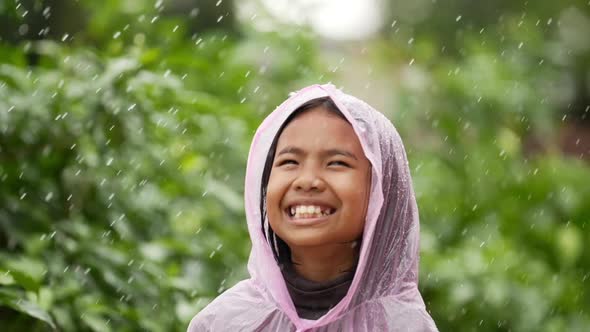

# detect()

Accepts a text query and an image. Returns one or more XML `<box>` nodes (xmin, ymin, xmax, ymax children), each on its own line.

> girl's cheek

<box><xmin>267</xmin><ymin>176</ymin><xmax>289</xmax><ymax>199</ymax></box>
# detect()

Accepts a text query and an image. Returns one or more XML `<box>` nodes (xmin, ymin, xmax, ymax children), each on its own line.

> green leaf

<box><xmin>0</xmin><ymin>256</ymin><xmax>45</xmax><ymax>292</ymax></box>
<box><xmin>205</xmin><ymin>177</ymin><xmax>244</xmax><ymax>213</ymax></box>
<box><xmin>0</xmin><ymin>270</ymin><xmax>15</xmax><ymax>286</ymax></box>
<box><xmin>0</xmin><ymin>288</ymin><xmax>56</xmax><ymax>329</ymax></box>
<box><xmin>82</xmin><ymin>313</ymin><xmax>113</xmax><ymax>332</ymax></box>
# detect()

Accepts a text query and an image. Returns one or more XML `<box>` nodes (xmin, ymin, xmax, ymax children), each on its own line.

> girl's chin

<box><xmin>281</xmin><ymin>234</ymin><xmax>334</xmax><ymax>248</ymax></box>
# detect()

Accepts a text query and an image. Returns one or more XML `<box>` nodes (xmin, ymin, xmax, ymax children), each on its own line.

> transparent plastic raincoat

<box><xmin>188</xmin><ymin>84</ymin><xmax>438</xmax><ymax>331</ymax></box>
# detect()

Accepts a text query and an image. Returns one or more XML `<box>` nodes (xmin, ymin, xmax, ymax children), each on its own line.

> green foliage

<box><xmin>1</xmin><ymin>1</ymin><xmax>589</xmax><ymax>331</ymax></box>
<box><xmin>0</xmin><ymin>13</ymin><xmax>318</xmax><ymax>330</ymax></box>
<box><xmin>384</xmin><ymin>4</ymin><xmax>590</xmax><ymax>331</ymax></box>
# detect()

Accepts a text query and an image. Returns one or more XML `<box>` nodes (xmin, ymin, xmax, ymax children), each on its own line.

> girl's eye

<box><xmin>276</xmin><ymin>159</ymin><xmax>298</xmax><ymax>167</ymax></box>
<box><xmin>328</xmin><ymin>160</ymin><xmax>350</xmax><ymax>167</ymax></box>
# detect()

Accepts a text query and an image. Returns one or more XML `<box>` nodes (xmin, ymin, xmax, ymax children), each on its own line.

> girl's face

<box><xmin>266</xmin><ymin>107</ymin><xmax>371</xmax><ymax>249</ymax></box>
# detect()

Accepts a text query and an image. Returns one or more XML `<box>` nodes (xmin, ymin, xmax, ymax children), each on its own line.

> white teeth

<box><xmin>289</xmin><ymin>205</ymin><xmax>333</xmax><ymax>219</ymax></box>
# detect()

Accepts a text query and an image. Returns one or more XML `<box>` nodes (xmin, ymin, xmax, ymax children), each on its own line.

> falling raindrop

<box><xmin>18</xmin><ymin>24</ymin><xmax>28</xmax><ymax>35</ymax></box>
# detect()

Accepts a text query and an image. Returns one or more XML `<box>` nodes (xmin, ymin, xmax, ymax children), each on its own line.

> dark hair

<box><xmin>260</xmin><ymin>97</ymin><xmax>347</xmax><ymax>263</ymax></box>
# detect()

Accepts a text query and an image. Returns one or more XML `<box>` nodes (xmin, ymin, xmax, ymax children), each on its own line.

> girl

<box><xmin>188</xmin><ymin>84</ymin><xmax>438</xmax><ymax>331</ymax></box>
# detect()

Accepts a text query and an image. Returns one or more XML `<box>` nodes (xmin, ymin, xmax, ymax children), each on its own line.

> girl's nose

<box><xmin>293</xmin><ymin>169</ymin><xmax>325</xmax><ymax>192</ymax></box>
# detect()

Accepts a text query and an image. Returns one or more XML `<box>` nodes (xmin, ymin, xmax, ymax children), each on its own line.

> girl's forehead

<box><xmin>282</xmin><ymin>108</ymin><xmax>352</xmax><ymax>134</ymax></box>
<box><xmin>276</xmin><ymin>108</ymin><xmax>366</xmax><ymax>154</ymax></box>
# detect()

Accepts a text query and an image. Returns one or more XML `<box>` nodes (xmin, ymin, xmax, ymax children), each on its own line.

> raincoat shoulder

<box><xmin>353</xmin><ymin>295</ymin><xmax>438</xmax><ymax>332</ymax></box>
<box><xmin>187</xmin><ymin>279</ymin><xmax>285</xmax><ymax>332</ymax></box>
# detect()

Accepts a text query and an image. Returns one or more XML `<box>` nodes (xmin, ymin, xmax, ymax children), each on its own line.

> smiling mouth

<box><xmin>285</xmin><ymin>205</ymin><xmax>336</xmax><ymax>220</ymax></box>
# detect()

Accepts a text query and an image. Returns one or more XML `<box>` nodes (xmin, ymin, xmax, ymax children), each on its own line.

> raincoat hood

<box><xmin>188</xmin><ymin>84</ymin><xmax>438</xmax><ymax>331</ymax></box>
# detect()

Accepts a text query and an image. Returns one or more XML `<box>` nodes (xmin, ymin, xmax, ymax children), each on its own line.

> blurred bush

<box><xmin>0</xmin><ymin>1</ymin><xmax>319</xmax><ymax>331</ymax></box>
<box><xmin>1</xmin><ymin>0</ymin><xmax>589</xmax><ymax>331</ymax></box>
<box><xmin>382</xmin><ymin>2</ymin><xmax>590</xmax><ymax>331</ymax></box>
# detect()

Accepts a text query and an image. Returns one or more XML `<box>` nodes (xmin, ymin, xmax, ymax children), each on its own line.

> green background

<box><xmin>1</xmin><ymin>0</ymin><xmax>589</xmax><ymax>331</ymax></box>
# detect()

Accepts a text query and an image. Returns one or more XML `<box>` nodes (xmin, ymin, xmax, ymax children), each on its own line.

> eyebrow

<box><xmin>277</xmin><ymin>146</ymin><xmax>358</xmax><ymax>160</ymax></box>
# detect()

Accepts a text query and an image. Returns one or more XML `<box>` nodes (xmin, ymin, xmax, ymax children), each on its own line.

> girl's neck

<box><xmin>289</xmin><ymin>242</ymin><xmax>359</xmax><ymax>282</ymax></box>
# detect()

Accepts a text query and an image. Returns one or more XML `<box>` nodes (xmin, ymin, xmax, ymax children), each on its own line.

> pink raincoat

<box><xmin>188</xmin><ymin>84</ymin><xmax>438</xmax><ymax>331</ymax></box>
